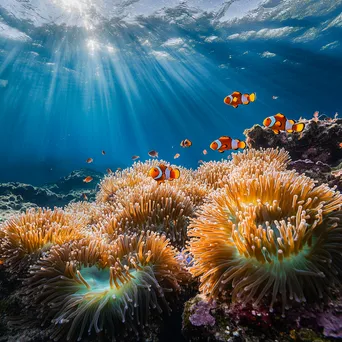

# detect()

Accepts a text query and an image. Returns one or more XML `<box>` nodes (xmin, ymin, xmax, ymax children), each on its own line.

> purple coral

<box><xmin>189</xmin><ymin>300</ymin><xmax>216</xmax><ymax>327</ymax></box>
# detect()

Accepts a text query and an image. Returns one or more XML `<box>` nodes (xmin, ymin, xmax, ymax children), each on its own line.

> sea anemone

<box><xmin>0</xmin><ymin>208</ymin><xmax>84</xmax><ymax>274</ymax></box>
<box><xmin>109</xmin><ymin>182</ymin><xmax>195</xmax><ymax>246</ymax></box>
<box><xmin>188</xmin><ymin>169</ymin><xmax>342</xmax><ymax>315</ymax></box>
<box><xmin>230</xmin><ymin>148</ymin><xmax>290</xmax><ymax>177</ymax></box>
<box><xmin>24</xmin><ymin>232</ymin><xmax>189</xmax><ymax>341</ymax></box>
<box><xmin>194</xmin><ymin>160</ymin><xmax>233</xmax><ymax>190</ymax></box>
<box><xmin>96</xmin><ymin>160</ymin><xmax>168</xmax><ymax>204</ymax></box>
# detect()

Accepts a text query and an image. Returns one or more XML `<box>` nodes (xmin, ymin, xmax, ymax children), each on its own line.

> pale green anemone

<box><xmin>24</xmin><ymin>233</ymin><xmax>189</xmax><ymax>341</ymax></box>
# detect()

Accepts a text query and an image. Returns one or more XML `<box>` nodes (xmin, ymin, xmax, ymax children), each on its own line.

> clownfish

<box><xmin>263</xmin><ymin>113</ymin><xmax>305</xmax><ymax>134</ymax></box>
<box><xmin>210</xmin><ymin>136</ymin><xmax>246</xmax><ymax>153</ymax></box>
<box><xmin>180</xmin><ymin>139</ymin><xmax>192</xmax><ymax>148</ymax></box>
<box><xmin>224</xmin><ymin>91</ymin><xmax>256</xmax><ymax>108</ymax></box>
<box><xmin>148</xmin><ymin>164</ymin><xmax>180</xmax><ymax>184</ymax></box>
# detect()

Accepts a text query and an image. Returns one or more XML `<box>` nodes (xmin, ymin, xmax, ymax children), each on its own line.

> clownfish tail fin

<box><xmin>238</xmin><ymin>141</ymin><xmax>246</xmax><ymax>149</ymax></box>
<box><xmin>171</xmin><ymin>168</ymin><xmax>180</xmax><ymax>179</ymax></box>
<box><xmin>293</xmin><ymin>122</ymin><xmax>305</xmax><ymax>133</ymax></box>
<box><xmin>249</xmin><ymin>93</ymin><xmax>256</xmax><ymax>102</ymax></box>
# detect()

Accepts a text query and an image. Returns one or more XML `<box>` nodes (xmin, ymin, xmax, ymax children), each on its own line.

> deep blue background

<box><xmin>0</xmin><ymin>6</ymin><xmax>341</xmax><ymax>185</ymax></box>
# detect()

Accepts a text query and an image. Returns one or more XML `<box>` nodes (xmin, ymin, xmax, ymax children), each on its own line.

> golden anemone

<box><xmin>188</xmin><ymin>170</ymin><xmax>342</xmax><ymax>315</ymax></box>
<box><xmin>230</xmin><ymin>148</ymin><xmax>290</xmax><ymax>177</ymax></box>
<box><xmin>96</xmin><ymin>160</ymin><xmax>172</xmax><ymax>204</ymax></box>
<box><xmin>102</xmin><ymin>182</ymin><xmax>195</xmax><ymax>246</ymax></box>
<box><xmin>24</xmin><ymin>232</ymin><xmax>189</xmax><ymax>341</ymax></box>
<box><xmin>0</xmin><ymin>208</ymin><xmax>84</xmax><ymax>273</ymax></box>
<box><xmin>194</xmin><ymin>160</ymin><xmax>233</xmax><ymax>190</ymax></box>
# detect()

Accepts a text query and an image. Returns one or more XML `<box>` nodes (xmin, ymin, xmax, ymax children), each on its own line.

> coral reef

<box><xmin>0</xmin><ymin>145</ymin><xmax>341</xmax><ymax>342</ymax></box>
<box><xmin>244</xmin><ymin>119</ymin><xmax>342</xmax><ymax>166</ymax></box>
<box><xmin>244</xmin><ymin>119</ymin><xmax>342</xmax><ymax>191</ymax></box>
<box><xmin>0</xmin><ymin>169</ymin><xmax>103</xmax><ymax>223</ymax></box>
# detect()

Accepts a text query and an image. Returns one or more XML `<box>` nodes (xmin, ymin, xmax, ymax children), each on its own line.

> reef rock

<box><xmin>0</xmin><ymin>169</ymin><xmax>103</xmax><ymax>222</ymax></box>
<box><xmin>244</xmin><ymin>118</ymin><xmax>342</xmax><ymax>190</ymax></box>
<box><xmin>244</xmin><ymin>119</ymin><xmax>342</xmax><ymax>166</ymax></box>
<box><xmin>182</xmin><ymin>296</ymin><xmax>334</xmax><ymax>342</ymax></box>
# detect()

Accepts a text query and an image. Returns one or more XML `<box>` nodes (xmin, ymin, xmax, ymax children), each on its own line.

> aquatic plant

<box><xmin>0</xmin><ymin>208</ymin><xmax>83</xmax><ymax>274</ymax></box>
<box><xmin>188</xmin><ymin>169</ymin><xmax>342</xmax><ymax>315</ymax></box>
<box><xmin>24</xmin><ymin>232</ymin><xmax>189</xmax><ymax>341</ymax></box>
<box><xmin>99</xmin><ymin>182</ymin><xmax>195</xmax><ymax>246</ymax></box>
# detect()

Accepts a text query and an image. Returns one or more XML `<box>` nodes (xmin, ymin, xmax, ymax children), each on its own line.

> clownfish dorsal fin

<box><xmin>275</xmin><ymin>113</ymin><xmax>285</xmax><ymax>118</ymax></box>
<box><xmin>220</xmin><ymin>136</ymin><xmax>230</xmax><ymax>139</ymax></box>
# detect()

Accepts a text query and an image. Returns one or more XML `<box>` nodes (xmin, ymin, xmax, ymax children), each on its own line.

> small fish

<box><xmin>86</xmin><ymin>158</ymin><xmax>93</xmax><ymax>164</ymax></box>
<box><xmin>202</xmin><ymin>149</ymin><xmax>207</xmax><ymax>155</ymax></box>
<box><xmin>313</xmin><ymin>111</ymin><xmax>319</xmax><ymax>122</ymax></box>
<box><xmin>148</xmin><ymin>150</ymin><xmax>158</xmax><ymax>158</ymax></box>
<box><xmin>82</xmin><ymin>193</ymin><xmax>88</xmax><ymax>200</ymax></box>
<box><xmin>272</xmin><ymin>96</ymin><xmax>278</xmax><ymax>100</ymax></box>
<box><xmin>263</xmin><ymin>113</ymin><xmax>305</xmax><ymax>134</ymax></box>
<box><xmin>106</xmin><ymin>168</ymin><xmax>113</xmax><ymax>174</ymax></box>
<box><xmin>198</xmin><ymin>160</ymin><xmax>204</xmax><ymax>164</ymax></box>
<box><xmin>210</xmin><ymin>136</ymin><xmax>246</xmax><ymax>153</ymax></box>
<box><xmin>132</xmin><ymin>155</ymin><xmax>140</xmax><ymax>160</ymax></box>
<box><xmin>224</xmin><ymin>91</ymin><xmax>256</xmax><ymax>108</ymax></box>
<box><xmin>102</xmin><ymin>150</ymin><xmax>106</xmax><ymax>155</ymax></box>
<box><xmin>174</xmin><ymin>153</ymin><xmax>180</xmax><ymax>159</ymax></box>
<box><xmin>180</xmin><ymin>139</ymin><xmax>192</xmax><ymax>148</ymax></box>
<box><xmin>148</xmin><ymin>164</ymin><xmax>180</xmax><ymax>184</ymax></box>
<box><xmin>117</xmin><ymin>167</ymin><xmax>122</xmax><ymax>171</ymax></box>
<box><xmin>83</xmin><ymin>176</ymin><xmax>93</xmax><ymax>183</ymax></box>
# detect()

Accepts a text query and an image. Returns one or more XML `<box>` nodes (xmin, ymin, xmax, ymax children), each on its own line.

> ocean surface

<box><xmin>0</xmin><ymin>0</ymin><xmax>341</xmax><ymax>185</ymax></box>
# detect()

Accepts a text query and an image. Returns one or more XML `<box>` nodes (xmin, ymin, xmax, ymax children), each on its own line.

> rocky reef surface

<box><xmin>0</xmin><ymin>168</ymin><xmax>103</xmax><ymax>222</ymax></box>
<box><xmin>244</xmin><ymin>118</ymin><xmax>342</xmax><ymax>191</ymax></box>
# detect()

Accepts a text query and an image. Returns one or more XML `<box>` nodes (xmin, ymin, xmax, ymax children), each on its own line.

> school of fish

<box><xmin>82</xmin><ymin>90</ymin><xmax>306</xmax><ymax>186</ymax></box>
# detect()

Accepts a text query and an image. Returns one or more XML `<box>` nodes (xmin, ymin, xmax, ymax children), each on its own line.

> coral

<box><xmin>244</xmin><ymin>119</ymin><xmax>342</xmax><ymax>167</ymax></box>
<box><xmin>0</xmin><ymin>208</ymin><xmax>84</xmax><ymax>274</ymax></box>
<box><xmin>290</xmin><ymin>159</ymin><xmax>342</xmax><ymax>192</ymax></box>
<box><xmin>104</xmin><ymin>182</ymin><xmax>195</xmax><ymax>246</ymax></box>
<box><xmin>24</xmin><ymin>232</ymin><xmax>189</xmax><ymax>341</ymax></box>
<box><xmin>188</xmin><ymin>168</ymin><xmax>342</xmax><ymax>315</ymax></box>
<box><xmin>188</xmin><ymin>298</ymin><xmax>216</xmax><ymax>327</ymax></box>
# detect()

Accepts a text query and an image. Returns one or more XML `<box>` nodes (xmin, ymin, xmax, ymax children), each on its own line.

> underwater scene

<box><xmin>0</xmin><ymin>0</ymin><xmax>342</xmax><ymax>341</ymax></box>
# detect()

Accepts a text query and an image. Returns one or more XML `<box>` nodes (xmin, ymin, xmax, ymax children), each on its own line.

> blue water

<box><xmin>0</xmin><ymin>1</ymin><xmax>341</xmax><ymax>185</ymax></box>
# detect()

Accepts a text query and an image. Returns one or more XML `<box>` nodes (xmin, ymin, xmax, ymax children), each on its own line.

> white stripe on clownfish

<box><xmin>214</xmin><ymin>139</ymin><xmax>222</xmax><ymax>149</ymax></box>
<box><xmin>241</xmin><ymin>94</ymin><xmax>249</xmax><ymax>104</ymax></box>
<box><xmin>285</xmin><ymin>120</ymin><xmax>293</xmax><ymax>131</ymax></box>
<box><xmin>231</xmin><ymin>139</ymin><xmax>238</xmax><ymax>150</ymax></box>
<box><xmin>269</xmin><ymin>116</ymin><xmax>277</xmax><ymax>127</ymax></box>
<box><xmin>165</xmin><ymin>167</ymin><xmax>171</xmax><ymax>180</ymax></box>
<box><xmin>154</xmin><ymin>166</ymin><xmax>163</xmax><ymax>180</ymax></box>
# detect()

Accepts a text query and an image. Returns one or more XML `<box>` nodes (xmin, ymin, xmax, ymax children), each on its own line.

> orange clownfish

<box><xmin>263</xmin><ymin>113</ymin><xmax>305</xmax><ymax>134</ymax></box>
<box><xmin>210</xmin><ymin>136</ymin><xmax>246</xmax><ymax>153</ymax></box>
<box><xmin>224</xmin><ymin>91</ymin><xmax>256</xmax><ymax>108</ymax></box>
<box><xmin>180</xmin><ymin>139</ymin><xmax>192</xmax><ymax>148</ymax></box>
<box><xmin>148</xmin><ymin>164</ymin><xmax>180</xmax><ymax>184</ymax></box>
